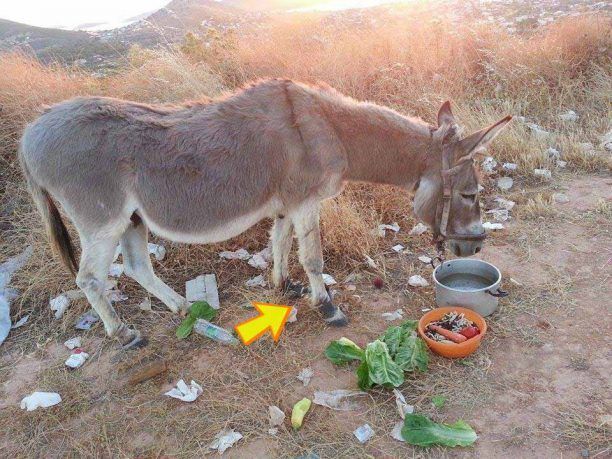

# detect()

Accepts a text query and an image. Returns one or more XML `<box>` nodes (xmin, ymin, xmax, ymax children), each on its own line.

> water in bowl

<box><xmin>439</xmin><ymin>273</ymin><xmax>494</xmax><ymax>291</ymax></box>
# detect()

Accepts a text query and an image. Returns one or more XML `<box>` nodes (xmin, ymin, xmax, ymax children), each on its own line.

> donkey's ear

<box><xmin>437</xmin><ymin>101</ymin><xmax>455</xmax><ymax>127</ymax></box>
<box><xmin>458</xmin><ymin>115</ymin><xmax>513</xmax><ymax>157</ymax></box>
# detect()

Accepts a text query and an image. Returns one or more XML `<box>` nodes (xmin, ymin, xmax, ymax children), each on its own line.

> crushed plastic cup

<box><xmin>20</xmin><ymin>391</ymin><xmax>61</xmax><ymax>411</ymax></box>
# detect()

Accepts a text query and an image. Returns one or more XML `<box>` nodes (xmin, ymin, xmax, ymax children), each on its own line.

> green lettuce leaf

<box><xmin>380</xmin><ymin>325</ymin><xmax>403</xmax><ymax>357</ymax></box>
<box><xmin>325</xmin><ymin>337</ymin><xmax>365</xmax><ymax>365</ymax></box>
<box><xmin>400</xmin><ymin>320</ymin><xmax>419</xmax><ymax>333</ymax></box>
<box><xmin>176</xmin><ymin>316</ymin><xmax>196</xmax><ymax>339</ymax></box>
<box><xmin>395</xmin><ymin>333</ymin><xmax>429</xmax><ymax>372</ymax></box>
<box><xmin>175</xmin><ymin>301</ymin><xmax>218</xmax><ymax>339</ymax></box>
<box><xmin>356</xmin><ymin>360</ymin><xmax>374</xmax><ymax>391</ymax></box>
<box><xmin>365</xmin><ymin>340</ymin><xmax>404</xmax><ymax>387</ymax></box>
<box><xmin>401</xmin><ymin>414</ymin><xmax>477</xmax><ymax>447</ymax></box>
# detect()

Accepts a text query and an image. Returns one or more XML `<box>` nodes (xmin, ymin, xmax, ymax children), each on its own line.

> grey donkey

<box><xmin>19</xmin><ymin>78</ymin><xmax>511</xmax><ymax>348</ymax></box>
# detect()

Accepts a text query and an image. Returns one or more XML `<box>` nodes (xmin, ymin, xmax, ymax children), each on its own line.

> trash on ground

<box><xmin>373</xmin><ymin>277</ymin><xmax>384</xmax><ymax>289</ymax></box>
<box><xmin>579</xmin><ymin>142</ymin><xmax>595</xmax><ymax>153</ymax></box>
<box><xmin>139</xmin><ymin>298</ymin><xmax>152</xmax><ymax>311</ymax></box>
<box><xmin>409</xmin><ymin>223</ymin><xmax>428</xmax><ymax>236</ymax></box>
<box><xmin>483</xmin><ymin>222</ymin><xmax>504</xmax><ymax>231</ymax></box>
<box><xmin>322</xmin><ymin>273</ymin><xmax>337</xmax><ymax>286</ymax></box>
<box><xmin>553</xmin><ymin>193</ymin><xmax>570</xmax><ymax>204</ymax></box>
<box><xmin>193</xmin><ymin>319</ymin><xmax>239</xmax><ymax>346</ymax></box>
<box><xmin>108</xmin><ymin>263</ymin><xmax>124</xmax><ymax>277</ymax></box>
<box><xmin>20</xmin><ymin>391</ymin><xmax>61</xmax><ymax>411</ymax></box>
<box><xmin>425</xmin><ymin>311</ymin><xmax>481</xmax><ymax>343</ymax></box>
<box><xmin>418</xmin><ymin>255</ymin><xmax>432</xmax><ymax>264</ymax></box>
<box><xmin>50</xmin><ymin>294</ymin><xmax>70</xmax><ymax>319</ymax></box>
<box><xmin>392</xmin><ymin>244</ymin><xmax>405</xmax><ymax>253</ymax></box>
<box><xmin>269</xmin><ymin>405</ymin><xmax>285</xmax><ymax>427</ymax></box>
<box><xmin>164</xmin><ymin>379</ymin><xmax>203</xmax><ymax>402</ymax></box>
<box><xmin>287</xmin><ymin>307</ymin><xmax>298</xmax><ymax>323</ymax></box>
<box><xmin>502</xmin><ymin>162</ymin><xmax>518</xmax><ymax>171</ymax></box>
<box><xmin>364</xmin><ymin>255</ymin><xmax>378</xmax><ymax>269</ymax></box>
<box><xmin>486</xmin><ymin>209</ymin><xmax>509</xmax><ymax>222</ymax></box>
<box><xmin>382</xmin><ymin>309</ymin><xmax>404</xmax><ymax>321</ymax></box>
<box><xmin>11</xmin><ymin>314</ymin><xmax>29</xmax><ymax>329</ymax></box>
<box><xmin>291</xmin><ymin>397</ymin><xmax>312</xmax><ymax>430</ymax></box>
<box><xmin>534</xmin><ymin>168</ymin><xmax>552</xmax><ymax>180</ymax></box>
<box><xmin>297</xmin><ymin>368</ymin><xmax>314</xmax><ymax>387</ymax></box>
<box><xmin>126</xmin><ymin>359</ymin><xmax>168</xmax><ymax>386</ymax></box>
<box><xmin>556</xmin><ymin>159</ymin><xmax>567</xmax><ymax>168</ymax></box>
<box><xmin>185</xmin><ymin>274</ymin><xmax>220</xmax><ymax>309</ymax></box>
<box><xmin>354</xmin><ymin>424</ymin><xmax>375</xmax><ymax>444</ymax></box>
<box><xmin>245</xmin><ymin>274</ymin><xmax>267</xmax><ymax>288</ymax></box>
<box><xmin>481</xmin><ymin>157</ymin><xmax>497</xmax><ymax>174</ymax></box>
<box><xmin>546</xmin><ymin>147</ymin><xmax>561</xmax><ymax>161</ymax></box>
<box><xmin>526</xmin><ymin>123</ymin><xmax>550</xmax><ymax>138</ymax></box>
<box><xmin>497</xmin><ymin>176</ymin><xmax>513</xmax><ymax>191</ymax></box>
<box><xmin>510</xmin><ymin>277</ymin><xmax>523</xmax><ymax>286</ymax></box>
<box><xmin>176</xmin><ymin>301</ymin><xmax>218</xmax><ymax>340</ymax></box>
<box><xmin>378</xmin><ymin>222</ymin><xmax>400</xmax><ymax>237</ymax></box>
<box><xmin>494</xmin><ymin>197</ymin><xmax>516</xmax><ymax>211</ymax></box>
<box><xmin>65</xmin><ymin>350</ymin><xmax>89</xmax><ymax>369</ymax></box>
<box><xmin>219</xmin><ymin>248</ymin><xmax>251</xmax><ymax>260</ymax></box>
<box><xmin>75</xmin><ymin>310</ymin><xmax>100</xmax><ymax>330</ymax></box>
<box><xmin>401</xmin><ymin>413</ymin><xmax>477</xmax><ymax>447</ymax></box>
<box><xmin>408</xmin><ymin>275</ymin><xmax>429</xmax><ymax>287</ymax></box>
<box><xmin>432</xmin><ymin>395</ymin><xmax>447</xmax><ymax>408</ymax></box>
<box><xmin>268</xmin><ymin>428</ymin><xmax>278</xmax><ymax>435</ymax></box>
<box><xmin>0</xmin><ymin>245</ymin><xmax>33</xmax><ymax>345</ymax></box>
<box><xmin>391</xmin><ymin>421</ymin><xmax>406</xmax><ymax>442</ymax></box>
<box><xmin>64</xmin><ymin>337</ymin><xmax>81</xmax><ymax>350</ymax></box>
<box><xmin>600</xmin><ymin>129</ymin><xmax>612</xmax><ymax>152</ymax></box>
<box><xmin>209</xmin><ymin>428</ymin><xmax>243</xmax><ymax>454</ymax></box>
<box><xmin>147</xmin><ymin>243</ymin><xmax>166</xmax><ymax>261</ymax></box>
<box><xmin>248</xmin><ymin>247</ymin><xmax>272</xmax><ymax>270</ymax></box>
<box><xmin>393</xmin><ymin>388</ymin><xmax>414</xmax><ymax>419</ymax></box>
<box><xmin>559</xmin><ymin>110</ymin><xmax>578</xmax><ymax>122</ymax></box>
<box><xmin>313</xmin><ymin>389</ymin><xmax>366</xmax><ymax>411</ymax></box>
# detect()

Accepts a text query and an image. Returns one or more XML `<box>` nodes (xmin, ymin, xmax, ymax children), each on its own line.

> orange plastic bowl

<box><xmin>418</xmin><ymin>307</ymin><xmax>487</xmax><ymax>359</ymax></box>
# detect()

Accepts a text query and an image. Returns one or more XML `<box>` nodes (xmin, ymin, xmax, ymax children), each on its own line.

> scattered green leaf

<box><xmin>400</xmin><ymin>320</ymin><xmax>419</xmax><ymax>333</ymax></box>
<box><xmin>395</xmin><ymin>333</ymin><xmax>429</xmax><ymax>372</ymax></box>
<box><xmin>380</xmin><ymin>325</ymin><xmax>403</xmax><ymax>357</ymax></box>
<box><xmin>365</xmin><ymin>340</ymin><xmax>404</xmax><ymax>388</ymax></box>
<box><xmin>175</xmin><ymin>301</ymin><xmax>218</xmax><ymax>339</ymax></box>
<box><xmin>325</xmin><ymin>337</ymin><xmax>365</xmax><ymax>365</ymax></box>
<box><xmin>356</xmin><ymin>360</ymin><xmax>374</xmax><ymax>391</ymax></box>
<box><xmin>432</xmin><ymin>395</ymin><xmax>447</xmax><ymax>408</ymax></box>
<box><xmin>401</xmin><ymin>414</ymin><xmax>477</xmax><ymax>447</ymax></box>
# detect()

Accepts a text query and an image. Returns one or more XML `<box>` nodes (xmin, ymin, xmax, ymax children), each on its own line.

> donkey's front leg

<box><xmin>291</xmin><ymin>203</ymin><xmax>348</xmax><ymax>326</ymax></box>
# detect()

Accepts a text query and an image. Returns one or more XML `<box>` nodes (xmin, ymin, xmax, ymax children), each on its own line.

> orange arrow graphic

<box><xmin>234</xmin><ymin>302</ymin><xmax>292</xmax><ymax>346</ymax></box>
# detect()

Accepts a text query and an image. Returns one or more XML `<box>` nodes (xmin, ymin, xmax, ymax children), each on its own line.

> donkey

<box><xmin>19</xmin><ymin>79</ymin><xmax>511</xmax><ymax>348</ymax></box>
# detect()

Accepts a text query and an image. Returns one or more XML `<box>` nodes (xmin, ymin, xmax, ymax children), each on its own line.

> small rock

<box><xmin>408</xmin><ymin>275</ymin><xmax>429</xmax><ymax>287</ymax></box>
<box><xmin>558</xmin><ymin>110</ymin><xmax>578</xmax><ymax>122</ymax></box>
<box><xmin>494</xmin><ymin>197</ymin><xmax>516</xmax><ymax>211</ymax></box>
<box><xmin>483</xmin><ymin>222</ymin><xmax>504</xmax><ymax>231</ymax></box>
<box><xmin>481</xmin><ymin>156</ymin><xmax>497</xmax><ymax>174</ymax></box>
<box><xmin>418</xmin><ymin>255</ymin><xmax>432</xmax><ymax>264</ymax></box>
<box><xmin>534</xmin><ymin>168</ymin><xmax>552</xmax><ymax>180</ymax></box>
<box><xmin>556</xmin><ymin>160</ymin><xmax>567</xmax><ymax>168</ymax></box>
<box><xmin>245</xmin><ymin>274</ymin><xmax>267</xmax><ymax>288</ymax></box>
<box><xmin>297</xmin><ymin>368</ymin><xmax>314</xmax><ymax>387</ymax></box>
<box><xmin>382</xmin><ymin>309</ymin><xmax>404</xmax><ymax>321</ymax></box>
<box><xmin>322</xmin><ymin>274</ymin><xmax>337</xmax><ymax>286</ymax></box>
<box><xmin>497</xmin><ymin>176</ymin><xmax>513</xmax><ymax>191</ymax></box>
<box><xmin>269</xmin><ymin>405</ymin><xmax>285</xmax><ymax>427</ymax></box>
<box><xmin>378</xmin><ymin>222</ymin><xmax>400</xmax><ymax>237</ymax></box>
<box><xmin>64</xmin><ymin>337</ymin><xmax>81</xmax><ymax>349</ymax></box>
<box><xmin>502</xmin><ymin>162</ymin><xmax>518</xmax><ymax>171</ymax></box>
<box><xmin>138</xmin><ymin>298</ymin><xmax>152</xmax><ymax>311</ymax></box>
<box><xmin>527</xmin><ymin>123</ymin><xmax>550</xmax><ymax>138</ymax></box>
<box><xmin>552</xmin><ymin>193</ymin><xmax>569</xmax><ymax>204</ymax></box>
<box><xmin>486</xmin><ymin>209</ymin><xmax>509</xmax><ymax>222</ymax></box>
<box><xmin>391</xmin><ymin>244</ymin><xmax>404</xmax><ymax>253</ymax></box>
<box><xmin>546</xmin><ymin>147</ymin><xmax>561</xmax><ymax>161</ymax></box>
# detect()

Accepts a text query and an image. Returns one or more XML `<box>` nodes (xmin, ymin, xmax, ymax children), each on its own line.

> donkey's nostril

<box><xmin>475</xmin><ymin>247</ymin><xmax>481</xmax><ymax>254</ymax></box>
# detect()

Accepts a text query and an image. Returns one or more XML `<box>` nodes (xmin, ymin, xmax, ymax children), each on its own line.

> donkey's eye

<box><xmin>460</xmin><ymin>193</ymin><xmax>477</xmax><ymax>201</ymax></box>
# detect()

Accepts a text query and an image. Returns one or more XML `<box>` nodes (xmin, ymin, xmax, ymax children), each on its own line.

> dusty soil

<box><xmin>1</xmin><ymin>174</ymin><xmax>610</xmax><ymax>458</ymax></box>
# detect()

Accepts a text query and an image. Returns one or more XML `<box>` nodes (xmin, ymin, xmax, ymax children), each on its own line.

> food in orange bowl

<box><xmin>418</xmin><ymin>307</ymin><xmax>487</xmax><ymax>358</ymax></box>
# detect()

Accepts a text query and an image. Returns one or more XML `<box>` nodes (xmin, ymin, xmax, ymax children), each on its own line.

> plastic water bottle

<box><xmin>193</xmin><ymin>319</ymin><xmax>239</xmax><ymax>346</ymax></box>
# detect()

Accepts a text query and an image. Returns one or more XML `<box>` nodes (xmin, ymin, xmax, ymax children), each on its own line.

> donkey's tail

<box><xmin>18</xmin><ymin>150</ymin><xmax>79</xmax><ymax>277</ymax></box>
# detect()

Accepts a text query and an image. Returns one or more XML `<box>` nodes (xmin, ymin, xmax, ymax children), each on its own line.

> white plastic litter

<box><xmin>219</xmin><ymin>248</ymin><xmax>251</xmax><ymax>260</ymax></box>
<box><xmin>209</xmin><ymin>429</ymin><xmax>243</xmax><ymax>454</ymax></box>
<box><xmin>481</xmin><ymin>157</ymin><xmax>497</xmax><ymax>174</ymax></box>
<box><xmin>364</xmin><ymin>255</ymin><xmax>378</xmax><ymax>269</ymax></box>
<box><xmin>287</xmin><ymin>307</ymin><xmax>298</xmax><ymax>323</ymax></box>
<box><xmin>0</xmin><ymin>245</ymin><xmax>33</xmax><ymax>344</ymax></box>
<box><xmin>553</xmin><ymin>193</ymin><xmax>570</xmax><ymax>204</ymax></box>
<box><xmin>409</xmin><ymin>223</ymin><xmax>429</xmax><ymax>236</ymax></box>
<box><xmin>297</xmin><ymin>368</ymin><xmax>314</xmax><ymax>387</ymax></box>
<box><xmin>556</xmin><ymin>160</ymin><xmax>567</xmax><ymax>168</ymax></box>
<box><xmin>354</xmin><ymin>424</ymin><xmax>375</xmax><ymax>443</ymax></box>
<box><xmin>11</xmin><ymin>315</ymin><xmax>29</xmax><ymax>329</ymax></box>
<box><xmin>391</xmin><ymin>421</ymin><xmax>405</xmax><ymax>442</ymax></box>
<box><xmin>497</xmin><ymin>176</ymin><xmax>513</xmax><ymax>191</ymax></box>
<box><xmin>483</xmin><ymin>222</ymin><xmax>504</xmax><ymax>231</ymax></box>
<box><xmin>418</xmin><ymin>255</ymin><xmax>432</xmax><ymax>264</ymax></box>
<box><xmin>382</xmin><ymin>309</ymin><xmax>404</xmax><ymax>321</ymax></box>
<box><xmin>408</xmin><ymin>275</ymin><xmax>429</xmax><ymax>287</ymax></box>
<box><xmin>392</xmin><ymin>244</ymin><xmax>405</xmax><ymax>253</ymax></box>
<box><xmin>164</xmin><ymin>379</ymin><xmax>203</xmax><ymax>402</ymax></box>
<box><xmin>502</xmin><ymin>162</ymin><xmax>518</xmax><ymax>171</ymax></box>
<box><xmin>64</xmin><ymin>337</ymin><xmax>81</xmax><ymax>350</ymax></box>
<box><xmin>108</xmin><ymin>263</ymin><xmax>124</xmax><ymax>277</ymax></box>
<box><xmin>185</xmin><ymin>274</ymin><xmax>220</xmax><ymax>309</ymax></box>
<box><xmin>75</xmin><ymin>310</ymin><xmax>99</xmax><ymax>330</ymax></box>
<box><xmin>322</xmin><ymin>273</ymin><xmax>337</xmax><ymax>286</ymax></box>
<box><xmin>20</xmin><ymin>391</ymin><xmax>61</xmax><ymax>411</ymax></box>
<box><xmin>527</xmin><ymin>123</ymin><xmax>550</xmax><ymax>138</ymax></box>
<box><xmin>378</xmin><ymin>222</ymin><xmax>400</xmax><ymax>237</ymax></box>
<box><xmin>268</xmin><ymin>428</ymin><xmax>279</xmax><ymax>436</ymax></box>
<box><xmin>313</xmin><ymin>390</ymin><xmax>367</xmax><ymax>411</ymax></box>
<box><xmin>65</xmin><ymin>351</ymin><xmax>89</xmax><ymax>369</ymax></box>
<box><xmin>546</xmin><ymin>147</ymin><xmax>561</xmax><ymax>161</ymax></box>
<box><xmin>147</xmin><ymin>243</ymin><xmax>166</xmax><ymax>261</ymax></box>
<box><xmin>245</xmin><ymin>274</ymin><xmax>267</xmax><ymax>288</ymax></box>
<box><xmin>49</xmin><ymin>294</ymin><xmax>70</xmax><ymax>319</ymax></box>
<box><xmin>269</xmin><ymin>405</ymin><xmax>285</xmax><ymax>427</ymax></box>
<box><xmin>139</xmin><ymin>298</ymin><xmax>152</xmax><ymax>311</ymax></box>
<box><xmin>494</xmin><ymin>197</ymin><xmax>516</xmax><ymax>211</ymax></box>
<box><xmin>248</xmin><ymin>253</ymin><xmax>269</xmax><ymax>270</ymax></box>
<box><xmin>559</xmin><ymin>110</ymin><xmax>578</xmax><ymax>122</ymax></box>
<box><xmin>393</xmin><ymin>389</ymin><xmax>414</xmax><ymax>419</ymax></box>
<box><xmin>534</xmin><ymin>168</ymin><xmax>552</xmax><ymax>180</ymax></box>
<box><xmin>486</xmin><ymin>209</ymin><xmax>509</xmax><ymax>222</ymax></box>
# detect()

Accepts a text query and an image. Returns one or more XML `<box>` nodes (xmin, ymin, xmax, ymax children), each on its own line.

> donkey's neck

<box><xmin>323</xmin><ymin>98</ymin><xmax>433</xmax><ymax>188</ymax></box>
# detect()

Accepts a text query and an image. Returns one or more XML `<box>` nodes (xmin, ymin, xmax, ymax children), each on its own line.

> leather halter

<box><xmin>432</xmin><ymin>137</ymin><xmax>487</xmax><ymax>253</ymax></box>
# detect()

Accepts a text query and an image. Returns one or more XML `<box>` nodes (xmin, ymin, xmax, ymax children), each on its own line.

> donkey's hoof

<box><xmin>282</xmin><ymin>279</ymin><xmax>309</xmax><ymax>299</ymax></box>
<box><xmin>116</xmin><ymin>326</ymin><xmax>147</xmax><ymax>350</ymax></box>
<box><xmin>319</xmin><ymin>299</ymin><xmax>349</xmax><ymax>327</ymax></box>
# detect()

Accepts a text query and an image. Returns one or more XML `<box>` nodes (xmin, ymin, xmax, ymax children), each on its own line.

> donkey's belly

<box><xmin>138</xmin><ymin>197</ymin><xmax>282</xmax><ymax>244</ymax></box>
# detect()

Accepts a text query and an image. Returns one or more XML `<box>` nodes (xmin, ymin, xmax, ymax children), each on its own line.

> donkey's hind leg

<box><xmin>291</xmin><ymin>202</ymin><xmax>348</xmax><ymax>326</ymax></box>
<box><xmin>272</xmin><ymin>215</ymin><xmax>307</xmax><ymax>298</ymax></box>
<box><xmin>121</xmin><ymin>216</ymin><xmax>189</xmax><ymax>314</ymax></box>
<box><xmin>77</xmin><ymin>230</ymin><xmax>142</xmax><ymax>348</ymax></box>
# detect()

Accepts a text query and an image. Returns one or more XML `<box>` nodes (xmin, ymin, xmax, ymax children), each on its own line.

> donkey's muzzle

<box><xmin>449</xmin><ymin>239</ymin><xmax>484</xmax><ymax>257</ymax></box>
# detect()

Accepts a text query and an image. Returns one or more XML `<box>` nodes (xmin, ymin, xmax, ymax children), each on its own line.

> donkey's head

<box><xmin>414</xmin><ymin>102</ymin><xmax>512</xmax><ymax>257</ymax></box>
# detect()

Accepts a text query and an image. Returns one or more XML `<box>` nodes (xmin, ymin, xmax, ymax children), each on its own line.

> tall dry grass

<box><xmin>0</xmin><ymin>11</ymin><xmax>610</xmax><ymax>326</ymax></box>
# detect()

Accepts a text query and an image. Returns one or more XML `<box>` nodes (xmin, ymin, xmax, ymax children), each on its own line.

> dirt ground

<box><xmin>1</xmin><ymin>173</ymin><xmax>610</xmax><ymax>458</ymax></box>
